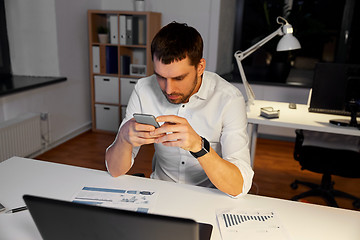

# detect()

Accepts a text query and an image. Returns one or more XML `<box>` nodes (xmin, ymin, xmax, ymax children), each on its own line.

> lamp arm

<box><xmin>233</xmin><ymin>16</ymin><xmax>296</xmax><ymax>107</ymax></box>
<box><xmin>235</xmin><ymin>58</ymin><xmax>255</xmax><ymax>106</ymax></box>
<box><xmin>234</xmin><ymin>26</ymin><xmax>283</xmax><ymax>106</ymax></box>
<box><xmin>235</xmin><ymin>27</ymin><xmax>283</xmax><ymax>61</ymax></box>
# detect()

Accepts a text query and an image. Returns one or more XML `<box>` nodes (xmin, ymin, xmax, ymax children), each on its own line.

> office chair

<box><xmin>290</xmin><ymin>129</ymin><xmax>360</xmax><ymax>208</ymax></box>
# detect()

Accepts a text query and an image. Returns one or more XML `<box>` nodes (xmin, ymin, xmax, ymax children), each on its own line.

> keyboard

<box><xmin>308</xmin><ymin>108</ymin><xmax>359</xmax><ymax>116</ymax></box>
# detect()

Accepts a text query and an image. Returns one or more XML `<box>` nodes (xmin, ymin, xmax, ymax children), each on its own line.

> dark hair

<box><xmin>151</xmin><ymin>22</ymin><xmax>203</xmax><ymax>66</ymax></box>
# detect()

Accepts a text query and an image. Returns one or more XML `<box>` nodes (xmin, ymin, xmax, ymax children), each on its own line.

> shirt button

<box><xmin>181</xmin><ymin>161</ymin><xmax>185</xmax><ymax>165</ymax></box>
<box><xmin>182</xmin><ymin>105</ymin><xmax>185</xmax><ymax>108</ymax></box>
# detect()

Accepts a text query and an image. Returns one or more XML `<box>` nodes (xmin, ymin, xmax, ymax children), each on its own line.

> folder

<box><xmin>138</xmin><ymin>17</ymin><xmax>146</xmax><ymax>45</ymax></box>
<box><xmin>120</xmin><ymin>55</ymin><xmax>130</xmax><ymax>75</ymax></box>
<box><xmin>109</xmin><ymin>15</ymin><xmax>118</xmax><ymax>44</ymax></box>
<box><xmin>92</xmin><ymin>46</ymin><xmax>100</xmax><ymax>73</ymax></box>
<box><xmin>126</xmin><ymin>16</ymin><xmax>133</xmax><ymax>45</ymax></box>
<box><xmin>119</xmin><ymin>15</ymin><xmax>126</xmax><ymax>45</ymax></box>
<box><xmin>132</xmin><ymin>16</ymin><xmax>139</xmax><ymax>45</ymax></box>
<box><xmin>106</xmin><ymin>46</ymin><xmax>118</xmax><ymax>74</ymax></box>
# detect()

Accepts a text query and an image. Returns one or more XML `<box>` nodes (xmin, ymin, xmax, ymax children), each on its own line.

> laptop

<box><xmin>308</xmin><ymin>63</ymin><xmax>360</xmax><ymax>116</ymax></box>
<box><xmin>23</xmin><ymin>195</ymin><xmax>213</xmax><ymax>240</ymax></box>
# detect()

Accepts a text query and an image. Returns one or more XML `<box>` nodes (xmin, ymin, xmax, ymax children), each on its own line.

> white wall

<box><xmin>6</xmin><ymin>0</ymin><xmax>59</xmax><ymax>76</ymax></box>
<box><xmin>2</xmin><ymin>0</ymin><xmax>100</xmax><ymax>145</ymax></box>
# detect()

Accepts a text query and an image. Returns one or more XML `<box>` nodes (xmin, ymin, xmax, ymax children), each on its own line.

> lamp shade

<box><xmin>277</xmin><ymin>34</ymin><xmax>301</xmax><ymax>51</ymax></box>
<box><xmin>276</xmin><ymin>24</ymin><xmax>301</xmax><ymax>51</ymax></box>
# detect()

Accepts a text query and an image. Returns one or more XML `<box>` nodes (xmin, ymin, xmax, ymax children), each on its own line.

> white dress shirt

<box><xmin>108</xmin><ymin>71</ymin><xmax>254</xmax><ymax>197</ymax></box>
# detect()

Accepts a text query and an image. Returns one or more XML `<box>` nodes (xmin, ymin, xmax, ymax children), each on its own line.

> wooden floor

<box><xmin>35</xmin><ymin>130</ymin><xmax>360</xmax><ymax>211</ymax></box>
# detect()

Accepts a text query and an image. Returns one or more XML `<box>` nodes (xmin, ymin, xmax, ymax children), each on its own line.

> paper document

<box><xmin>71</xmin><ymin>186</ymin><xmax>158</xmax><ymax>213</ymax></box>
<box><xmin>216</xmin><ymin>209</ymin><xmax>292</xmax><ymax>240</ymax></box>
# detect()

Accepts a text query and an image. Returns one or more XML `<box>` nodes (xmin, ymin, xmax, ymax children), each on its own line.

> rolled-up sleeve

<box><xmin>220</xmin><ymin>93</ymin><xmax>254</xmax><ymax>197</ymax></box>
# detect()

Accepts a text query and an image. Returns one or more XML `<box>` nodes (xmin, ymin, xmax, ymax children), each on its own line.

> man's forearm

<box><xmin>105</xmin><ymin>137</ymin><xmax>133</xmax><ymax>177</ymax></box>
<box><xmin>197</xmin><ymin>148</ymin><xmax>244</xmax><ymax>197</ymax></box>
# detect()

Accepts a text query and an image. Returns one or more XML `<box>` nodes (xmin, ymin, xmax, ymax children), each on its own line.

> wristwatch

<box><xmin>190</xmin><ymin>137</ymin><xmax>210</xmax><ymax>158</ymax></box>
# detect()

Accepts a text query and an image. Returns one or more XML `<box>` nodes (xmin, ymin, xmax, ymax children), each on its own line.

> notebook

<box><xmin>23</xmin><ymin>195</ymin><xmax>213</xmax><ymax>240</ymax></box>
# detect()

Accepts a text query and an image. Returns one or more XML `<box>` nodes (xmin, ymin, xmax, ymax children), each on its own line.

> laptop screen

<box><xmin>23</xmin><ymin>195</ymin><xmax>212</xmax><ymax>240</ymax></box>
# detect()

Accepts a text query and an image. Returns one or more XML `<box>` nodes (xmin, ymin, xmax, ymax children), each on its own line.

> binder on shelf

<box><xmin>109</xmin><ymin>15</ymin><xmax>118</xmax><ymax>44</ymax></box>
<box><xmin>132</xmin><ymin>16</ymin><xmax>139</xmax><ymax>45</ymax></box>
<box><xmin>138</xmin><ymin>17</ymin><xmax>146</xmax><ymax>45</ymax></box>
<box><xmin>120</xmin><ymin>55</ymin><xmax>131</xmax><ymax>75</ymax></box>
<box><xmin>106</xmin><ymin>46</ymin><xmax>118</xmax><ymax>74</ymax></box>
<box><xmin>126</xmin><ymin>16</ymin><xmax>133</xmax><ymax>45</ymax></box>
<box><xmin>92</xmin><ymin>46</ymin><xmax>100</xmax><ymax>73</ymax></box>
<box><xmin>119</xmin><ymin>15</ymin><xmax>126</xmax><ymax>45</ymax></box>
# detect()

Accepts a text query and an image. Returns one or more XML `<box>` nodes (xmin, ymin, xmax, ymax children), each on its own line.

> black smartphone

<box><xmin>133</xmin><ymin>113</ymin><xmax>160</xmax><ymax>128</ymax></box>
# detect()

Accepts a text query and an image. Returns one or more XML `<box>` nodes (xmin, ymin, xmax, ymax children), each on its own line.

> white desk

<box><xmin>247</xmin><ymin>100</ymin><xmax>360</xmax><ymax>164</ymax></box>
<box><xmin>1</xmin><ymin>157</ymin><xmax>360</xmax><ymax>240</ymax></box>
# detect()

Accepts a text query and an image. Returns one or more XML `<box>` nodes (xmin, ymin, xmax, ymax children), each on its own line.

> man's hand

<box><xmin>152</xmin><ymin>115</ymin><xmax>202</xmax><ymax>152</ymax></box>
<box><xmin>120</xmin><ymin>118</ymin><xmax>164</xmax><ymax>147</ymax></box>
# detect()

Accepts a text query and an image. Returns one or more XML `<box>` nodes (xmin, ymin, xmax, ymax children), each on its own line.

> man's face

<box><xmin>154</xmin><ymin>56</ymin><xmax>205</xmax><ymax>104</ymax></box>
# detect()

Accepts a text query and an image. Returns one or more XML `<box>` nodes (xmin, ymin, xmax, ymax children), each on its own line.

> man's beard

<box><xmin>162</xmin><ymin>74</ymin><xmax>198</xmax><ymax>104</ymax></box>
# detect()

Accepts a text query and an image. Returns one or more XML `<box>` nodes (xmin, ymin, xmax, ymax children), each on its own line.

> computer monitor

<box><xmin>330</xmin><ymin>75</ymin><xmax>360</xmax><ymax>127</ymax></box>
<box><xmin>309</xmin><ymin>63</ymin><xmax>360</xmax><ymax>127</ymax></box>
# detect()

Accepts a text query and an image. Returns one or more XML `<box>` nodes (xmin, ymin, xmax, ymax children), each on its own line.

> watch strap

<box><xmin>190</xmin><ymin>137</ymin><xmax>210</xmax><ymax>158</ymax></box>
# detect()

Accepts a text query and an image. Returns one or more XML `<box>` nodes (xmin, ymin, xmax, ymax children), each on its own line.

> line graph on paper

<box><xmin>216</xmin><ymin>209</ymin><xmax>292</xmax><ymax>240</ymax></box>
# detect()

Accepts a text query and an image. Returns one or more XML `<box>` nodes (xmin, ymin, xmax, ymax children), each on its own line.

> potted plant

<box><xmin>97</xmin><ymin>26</ymin><xmax>109</xmax><ymax>44</ymax></box>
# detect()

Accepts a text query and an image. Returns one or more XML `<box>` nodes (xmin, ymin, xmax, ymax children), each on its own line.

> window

<box><xmin>233</xmin><ymin>0</ymin><xmax>359</xmax><ymax>85</ymax></box>
<box><xmin>0</xmin><ymin>0</ymin><xmax>11</xmax><ymax>78</ymax></box>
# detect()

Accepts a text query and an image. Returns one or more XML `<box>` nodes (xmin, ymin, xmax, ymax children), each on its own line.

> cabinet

<box><xmin>88</xmin><ymin>10</ymin><xmax>161</xmax><ymax>132</ymax></box>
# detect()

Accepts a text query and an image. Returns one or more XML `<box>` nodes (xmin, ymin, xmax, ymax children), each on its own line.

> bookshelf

<box><xmin>88</xmin><ymin>10</ymin><xmax>161</xmax><ymax>132</ymax></box>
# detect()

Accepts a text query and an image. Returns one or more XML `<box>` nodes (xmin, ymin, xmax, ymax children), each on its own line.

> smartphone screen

<box><xmin>133</xmin><ymin>113</ymin><xmax>160</xmax><ymax>128</ymax></box>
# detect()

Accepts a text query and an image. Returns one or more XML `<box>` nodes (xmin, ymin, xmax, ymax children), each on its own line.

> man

<box><xmin>106</xmin><ymin>22</ymin><xmax>253</xmax><ymax>197</ymax></box>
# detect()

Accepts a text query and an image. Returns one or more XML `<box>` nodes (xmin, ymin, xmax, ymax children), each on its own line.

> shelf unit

<box><xmin>88</xmin><ymin>10</ymin><xmax>161</xmax><ymax>132</ymax></box>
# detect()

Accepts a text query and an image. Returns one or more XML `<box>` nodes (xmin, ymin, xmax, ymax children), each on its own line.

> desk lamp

<box><xmin>234</xmin><ymin>16</ymin><xmax>301</xmax><ymax>105</ymax></box>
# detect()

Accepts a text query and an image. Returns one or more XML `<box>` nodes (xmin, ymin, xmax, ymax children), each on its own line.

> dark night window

<box><xmin>0</xmin><ymin>0</ymin><xmax>11</xmax><ymax>79</ymax></box>
<box><xmin>232</xmin><ymin>0</ymin><xmax>359</xmax><ymax>86</ymax></box>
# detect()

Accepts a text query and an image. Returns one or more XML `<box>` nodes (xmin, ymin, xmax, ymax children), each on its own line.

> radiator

<box><xmin>0</xmin><ymin>113</ymin><xmax>42</xmax><ymax>162</ymax></box>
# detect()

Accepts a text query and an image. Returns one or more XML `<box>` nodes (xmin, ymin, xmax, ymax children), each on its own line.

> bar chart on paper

<box><xmin>216</xmin><ymin>209</ymin><xmax>292</xmax><ymax>240</ymax></box>
<box><xmin>222</xmin><ymin>212</ymin><xmax>275</xmax><ymax>227</ymax></box>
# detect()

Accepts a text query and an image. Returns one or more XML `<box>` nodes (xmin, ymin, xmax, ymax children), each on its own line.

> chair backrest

<box><xmin>294</xmin><ymin>129</ymin><xmax>360</xmax><ymax>178</ymax></box>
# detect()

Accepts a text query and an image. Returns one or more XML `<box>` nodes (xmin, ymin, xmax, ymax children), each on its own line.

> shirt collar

<box><xmin>192</xmin><ymin>71</ymin><xmax>212</xmax><ymax>101</ymax></box>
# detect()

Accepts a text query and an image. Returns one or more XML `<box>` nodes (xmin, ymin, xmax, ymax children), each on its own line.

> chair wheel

<box><xmin>353</xmin><ymin>200</ymin><xmax>360</xmax><ymax>209</ymax></box>
<box><xmin>290</xmin><ymin>182</ymin><xmax>298</xmax><ymax>190</ymax></box>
